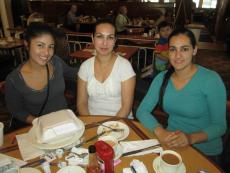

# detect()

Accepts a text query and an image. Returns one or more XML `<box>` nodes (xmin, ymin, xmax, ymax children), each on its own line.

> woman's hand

<box><xmin>155</xmin><ymin>127</ymin><xmax>191</xmax><ymax>148</ymax></box>
<box><xmin>154</xmin><ymin>126</ymin><xmax>176</xmax><ymax>145</ymax></box>
<box><xmin>164</xmin><ymin>131</ymin><xmax>191</xmax><ymax>148</ymax></box>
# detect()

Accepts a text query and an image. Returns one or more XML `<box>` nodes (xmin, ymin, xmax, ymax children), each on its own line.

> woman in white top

<box><xmin>77</xmin><ymin>19</ymin><xmax>136</xmax><ymax>118</ymax></box>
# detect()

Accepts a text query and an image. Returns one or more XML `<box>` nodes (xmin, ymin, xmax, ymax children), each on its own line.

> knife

<box><xmin>74</xmin><ymin>131</ymin><xmax>106</xmax><ymax>148</ymax></box>
<box><xmin>121</xmin><ymin>144</ymin><xmax>161</xmax><ymax>157</ymax></box>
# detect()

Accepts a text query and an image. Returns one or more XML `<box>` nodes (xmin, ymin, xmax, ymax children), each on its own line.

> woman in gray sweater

<box><xmin>5</xmin><ymin>23</ymin><xmax>77</xmax><ymax>126</ymax></box>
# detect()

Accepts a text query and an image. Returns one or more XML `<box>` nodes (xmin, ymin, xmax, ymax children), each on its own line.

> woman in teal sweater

<box><xmin>136</xmin><ymin>28</ymin><xmax>226</xmax><ymax>162</ymax></box>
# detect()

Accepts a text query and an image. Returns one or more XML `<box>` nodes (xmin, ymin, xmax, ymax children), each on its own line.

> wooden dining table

<box><xmin>0</xmin><ymin>116</ymin><xmax>223</xmax><ymax>173</ymax></box>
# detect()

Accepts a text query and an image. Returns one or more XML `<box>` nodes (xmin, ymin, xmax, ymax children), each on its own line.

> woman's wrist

<box><xmin>26</xmin><ymin>115</ymin><xmax>36</xmax><ymax>124</ymax></box>
<box><xmin>154</xmin><ymin>125</ymin><xmax>165</xmax><ymax>137</ymax></box>
<box><xmin>186</xmin><ymin>134</ymin><xmax>193</xmax><ymax>145</ymax></box>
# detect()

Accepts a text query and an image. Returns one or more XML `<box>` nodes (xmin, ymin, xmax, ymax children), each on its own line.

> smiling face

<box><xmin>92</xmin><ymin>23</ymin><xmax>116</xmax><ymax>57</ymax></box>
<box><xmin>168</xmin><ymin>34</ymin><xmax>197</xmax><ymax>72</ymax></box>
<box><xmin>27</xmin><ymin>33</ymin><xmax>55</xmax><ymax>66</ymax></box>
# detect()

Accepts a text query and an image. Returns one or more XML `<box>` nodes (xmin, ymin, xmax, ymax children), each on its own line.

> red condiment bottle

<box><xmin>87</xmin><ymin>145</ymin><xmax>101</xmax><ymax>173</ymax></box>
<box><xmin>95</xmin><ymin>140</ymin><xmax>114</xmax><ymax>173</ymax></box>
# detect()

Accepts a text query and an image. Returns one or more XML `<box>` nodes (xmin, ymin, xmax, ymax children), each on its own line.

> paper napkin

<box><xmin>131</xmin><ymin>159</ymin><xmax>148</xmax><ymax>173</ymax></box>
<box><xmin>16</xmin><ymin>133</ymin><xmax>45</xmax><ymax>161</ymax></box>
<box><xmin>120</xmin><ymin>139</ymin><xmax>163</xmax><ymax>157</ymax></box>
<box><xmin>0</xmin><ymin>153</ymin><xmax>27</xmax><ymax>167</ymax></box>
<box><xmin>123</xmin><ymin>159</ymin><xmax>148</xmax><ymax>173</ymax></box>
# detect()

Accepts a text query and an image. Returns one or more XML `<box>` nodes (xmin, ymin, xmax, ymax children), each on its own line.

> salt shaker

<box><xmin>86</xmin><ymin>145</ymin><xmax>101</xmax><ymax>173</ymax></box>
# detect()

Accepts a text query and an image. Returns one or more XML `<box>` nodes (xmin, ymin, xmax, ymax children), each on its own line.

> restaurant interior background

<box><xmin>0</xmin><ymin>0</ymin><xmax>229</xmax><ymax>130</ymax></box>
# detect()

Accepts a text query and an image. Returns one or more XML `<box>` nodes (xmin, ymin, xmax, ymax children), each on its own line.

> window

<box><xmin>193</xmin><ymin>0</ymin><xmax>199</xmax><ymax>8</ymax></box>
<box><xmin>193</xmin><ymin>0</ymin><xmax>217</xmax><ymax>8</ymax></box>
<box><xmin>202</xmin><ymin>0</ymin><xmax>217</xmax><ymax>8</ymax></box>
<box><xmin>142</xmin><ymin>0</ymin><xmax>159</xmax><ymax>2</ymax></box>
<box><xmin>164</xmin><ymin>0</ymin><xmax>175</xmax><ymax>2</ymax></box>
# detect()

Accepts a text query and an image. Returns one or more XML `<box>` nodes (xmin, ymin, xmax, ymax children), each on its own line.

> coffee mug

<box><xmin>0</xmin><ymin>122</ymin><xmax>4</xmax><ymax>146</ymax></box>
<box><xmin>98</xmin><ymin>135</ymin><xmax>118</xmax><ymax>155</ymax></box>
<box><xmin>159</xmin><ymin>150</ymin><xmax>182</xmax><ymax>173</ymax></box>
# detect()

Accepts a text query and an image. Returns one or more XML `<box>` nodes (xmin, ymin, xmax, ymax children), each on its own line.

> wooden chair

<box><xmin>223</xmin><ymin>101</ymin><xmax>230</xmax><ymax>146</ymax></box>
<box><xmin>221</xmin><ymin>100</ymin><xmax>230</xmax><ymax>173</ymax></box>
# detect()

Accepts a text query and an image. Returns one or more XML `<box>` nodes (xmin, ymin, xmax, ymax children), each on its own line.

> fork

<box><xmin>74</xmin><ymin>152</ymin><xmax>88</xmax><ymax>158</ymax></box>
<box><xmin>97</xmin><ymin>123</ymin><xmax>124</xmax><ymax>132</ymax></box>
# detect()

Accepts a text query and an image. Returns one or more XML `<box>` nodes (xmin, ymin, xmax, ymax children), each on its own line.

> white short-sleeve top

<box><xmin>78</xmin><ymin>55</ymin><xmax>136</xmax><ymax>116</ymax></box>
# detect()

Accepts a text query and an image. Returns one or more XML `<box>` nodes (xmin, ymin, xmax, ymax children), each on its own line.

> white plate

<box><xmin>57</xmin><ymin>166</ymin><xmax>86</xmax><ymax>173</ymax></box>
<box><xmin>27</xmin><ymin>118</ymin><xmax>85</xmax><ymax>150</ymax></box>
<box><xmin>152</xmin><ymin>156</ymin><xmax>186</xmax><ymax>173</ymax></box>
<box><xmin>20</xmin><ymin>167</ymin><xmax>42</xmax><ymax>173</ymax></box>
<box><xmin>97</xmin><ymin>121</ymin><xmax>129</xmax><ymax>141</ymax></box>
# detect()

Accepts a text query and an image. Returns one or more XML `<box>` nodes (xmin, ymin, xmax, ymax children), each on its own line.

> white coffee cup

<box><xmin>0</xmin><ymin>122</ymin><xmax>4</xmax><ymax>146</ymax></box>
<box><xmin>98</xmin><ymin>135</ymin><xmax>118</xmax><ymax>155</ymax></box>
<box><xmin>159</xmin><ymin>150</ymin><xmax>182</xmax><ymax>173</ymax></box>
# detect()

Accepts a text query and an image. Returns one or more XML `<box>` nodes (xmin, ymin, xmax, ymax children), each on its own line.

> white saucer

<box><xmin>152</xmin><ymin>156</ymin><xmax>186</xmax><ymax>173</ymax></box>
<box><xmin>114</xmin><ymin>144</ymin><xmax>123</xmax><ymax>160</ymax></box>
<box><xmin>57</xmin><ymin>166</ymin><xmax>86</xmax><ymax>173</ymax></box>
<box><xmin>20</xmin><ymin>167</ymin><xmax>42</xmax><ymax>173</ymax></box>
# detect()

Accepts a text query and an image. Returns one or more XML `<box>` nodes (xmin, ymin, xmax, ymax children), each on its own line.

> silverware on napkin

<box><xmin>121</xmin><ymin>144</ymin><xmax>161</xmax><ymax>157</ymax></box>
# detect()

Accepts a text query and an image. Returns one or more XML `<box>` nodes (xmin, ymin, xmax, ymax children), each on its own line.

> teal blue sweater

<box><xmin>136</xmin><ymin>65</ymin><xmax>227</xmax><ymax>156</ymax></box>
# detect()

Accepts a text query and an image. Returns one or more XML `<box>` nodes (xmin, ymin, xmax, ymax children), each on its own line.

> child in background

<box><xmin>141</xmin><ymin>21</ymin><xmax>173</xmax><ymax>79</ymax></box>
<box><xmin>154</xmin><ymin>21</ymin><xmax>173</xmax><ymax>74</ymax></box>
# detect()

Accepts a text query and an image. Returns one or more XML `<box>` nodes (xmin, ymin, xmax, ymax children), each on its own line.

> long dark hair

<box><xmin>157</xmin><ymin>27</ymin><xmax>197</xmax><ymax>111</ymax></box>
<box><xmin>156</xmin><ymin>66</ymin><xmax>174</xmax><ymax>111</ymax></box>
<box><xmin>24</xmin><ymin>23</ymin><xmax>55</xmax><ymax>45</ymax></box>
<box><xmin>168</xmin><ymin>27</ymin><xmax>197</xmax><ymax>48</ymax></box>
